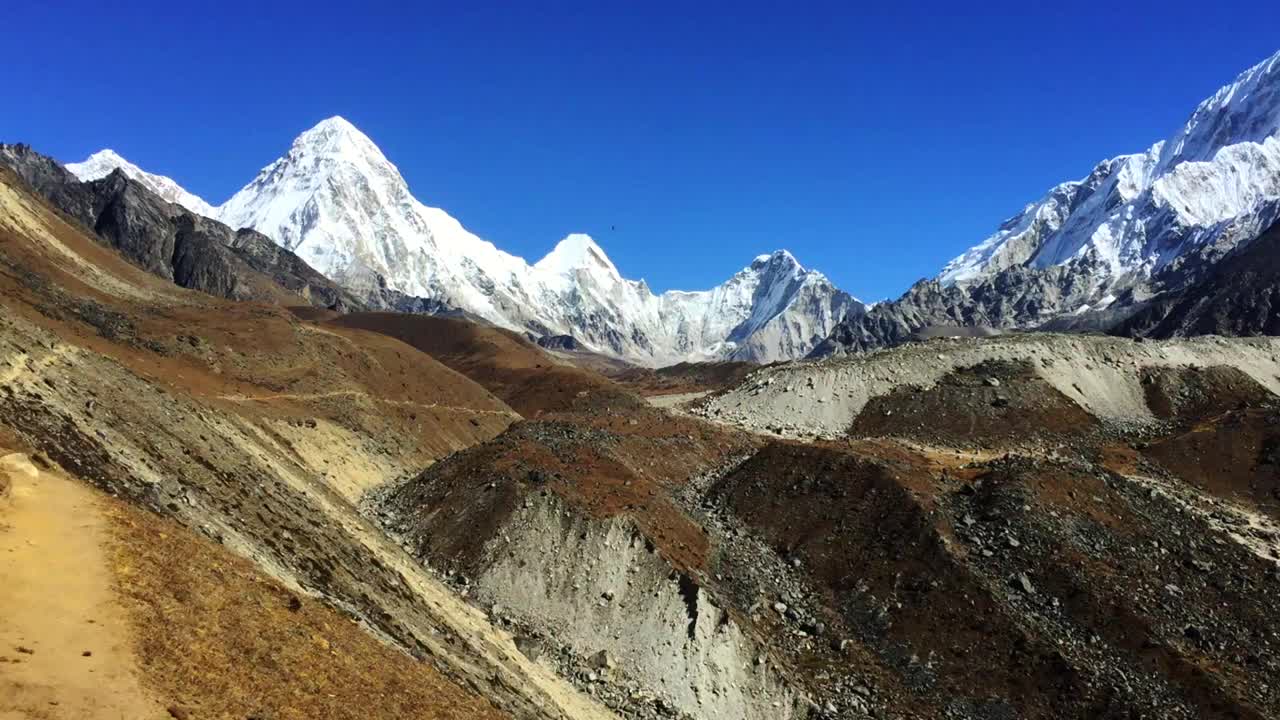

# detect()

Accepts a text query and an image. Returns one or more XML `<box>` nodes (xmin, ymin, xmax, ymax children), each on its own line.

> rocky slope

<box><xmin>0</xmin><ymin>449</ymin><xmax>513</xmax><ymax>720</ymax></box>
<box><xmin>815</xmin><ymin>48</ymin><xmax>1280</xmax><ymax>356</ymax></box>
<box><xmin>709</xmin><ymin>333</ymin><xmax>1280</xmax><ymax>438</ymax></box>
<box><xmin>369</xmin><ymin>325</ymin><xmax>1280</xmax><ymax>720</ymax></box>
<box><xmin>0</xmin><ymin>165</ymin><xmax>611</xmax><ymax>719</ymax></box>
<box><xmin>1113</xmin><ymin>221</ymin><xmax>1280</xmax><ymax>339</ymax></box>
<box><xmin>67</xmin><ymin>118</ymin><xmax>861</xmax><ymax>365</ymax></box>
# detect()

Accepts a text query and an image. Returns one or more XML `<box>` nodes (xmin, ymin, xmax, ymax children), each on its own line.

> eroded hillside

<box><xmin>0</xmin><ymin>166</ymin><xmax>613</xmax><ymax>720</ymax></box>
<box><xmin>4</xmin><ymin>152</ymin><xmax>1280</xmax><ymax>720</ymax></box>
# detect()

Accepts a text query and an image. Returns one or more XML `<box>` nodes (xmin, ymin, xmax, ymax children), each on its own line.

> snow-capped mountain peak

<box><xmin>294</xmin><ymin>115</ymin><xmax>378</xmax><ymax>155</ymax></box>
<box><xmin>65</xmin><ymin>149</ymin><xmax>218</xmax><ymax>218</ymax></box>
<box><xmin>217</xmin><ymin>115</ymin><xmax>411</xmax><ymax>250</ymax></box>
<box><xmin>535</xmin><ymin>233</ymin><xmax>623</xmax><ymax>284</ymax></box>
<box><xmin>1159</xmin><ymin>50</ymin><xmax>1280</xmax><ymax>170</ymax></box>
<box><xmin>210</xmin><ymin>116</ymin><xmax>861</xmax><ymax>363</ymax></box>
<box><xmin>68</xmin><ymin>148</ymin><xmax>132</xmax><ymax>178</ymax></box>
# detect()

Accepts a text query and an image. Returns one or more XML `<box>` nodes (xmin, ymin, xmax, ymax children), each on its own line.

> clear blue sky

<box><xmin>3</xmin><ymin>1</ymin><xmax>1277</xmax><ymax>300</ymax></box>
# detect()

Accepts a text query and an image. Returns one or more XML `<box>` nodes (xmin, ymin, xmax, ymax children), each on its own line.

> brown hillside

<box><xmin>0</xmin><ymin>166</ymin><xmax>606</xmax><ymax>719</ymax></box>
<box><xmin>609</xmin><ymin>360</ymin><xmax>756</xmax><ymax>397</ymax></box>
<box><xmin>327</xmin><ymin>312</ymin><xmax>642</xmax><ymax>416</ymax></box>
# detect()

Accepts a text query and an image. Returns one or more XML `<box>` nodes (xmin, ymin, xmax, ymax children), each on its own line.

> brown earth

<box><xmin>848</xmin><ymin>358</ymin><xmax>1099</xmax><ymax>449</ymax></box>
<box><xmin>108</xmin><ymin>486</ymin><xmax>508</xmax><ymax>720</ymax></box>
<box><xmin>0</xmin><ymin>451</ymin><xmax>165</xmax><ymax>720</ymax></box>
<box><xmin>608</xmin><ymin>361</ymin><xmax>757</xmax><ymax>397</ymax></box>
<box><xmin>327</xmin><ymin>312</ymin><xmax>641</xmax><ymax>417</ymax></box>
<box><xmin>388</xmin><ymin>411</ymin><xmax>759</xmax><ymax>576</ymax></box>
<box><xmin>1141</xmin><ymin>364</ymin><xmax>1275</xmax><ymax>423</ymax></box>
<box><xmin>0</xmin><ymin>166</ymin><xmax>515</xmax><ymax>445</ymax></box>
<box><xmin>1143</xmin><ymin>407</ymin><xmax>1280</xmax><ymax>520</ymax></box>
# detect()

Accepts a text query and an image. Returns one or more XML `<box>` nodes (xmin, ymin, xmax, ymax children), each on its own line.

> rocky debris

<box><xmin>589</xmin><ymin>649</ymin><xmax>616</xmax><ymax>670</ymax></box>
<box><xmin>1139</xmin><ymin>364</ymin><xmax>1275</xmax><ymax>423</ymax></box>
<box><xmin>695</xmin><ymin>332</ymin><xmax>1280</xmax><ymax>440</ymax></box>
<box><xmin>513</xmin><ymin>634</ymin><xmax>544</xmax><ymax>662</ymax></box>
<box><xmin>846</xmin><ymin>358</ymin><xmax>1102</xmax><ymax>450</ymax></box>
<box><xmin>942</xmin><ymin>453</ymin><xmax>1280</xmax><ymax>715</ymax></box>
<box><xmin>1011</xmin><ymin>573</ymin><xmax>1035</xmax><ymax>595</ymax></box>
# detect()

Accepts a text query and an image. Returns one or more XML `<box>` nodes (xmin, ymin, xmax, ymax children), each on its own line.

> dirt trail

<box><xmin>216</xmin><ymin>389</ymin><xmax>520</xmax><ymax>416</ymax></box>
<box><xmin>644</xmin><ymin>390</ymin><xmax>711</xmax><ymax>408</ymax></box>
<box><xmin>0</xmin><ymin>452</ymin><xmax>166</xmax><ymax>720</ymax></box>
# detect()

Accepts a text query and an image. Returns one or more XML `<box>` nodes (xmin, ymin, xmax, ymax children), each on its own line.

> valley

<box><xmin>2</xmin><ymin>33</ymin><xmax>1280</xmax><ymax>720</ymax></box>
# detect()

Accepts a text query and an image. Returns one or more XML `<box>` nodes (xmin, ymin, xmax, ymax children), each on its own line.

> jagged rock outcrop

<box><xmin>810</xmin><ymin>261</ymin><xmax>1097</xmax><ymax>355</ymax></box>
<box><xmin>1113</xmin><ymin>222</ymin><xmax>1280</xmax><ymax>339</ymax></box>
<box><xmin>0</xmin><ymin>143</ymin><xmax>362</xmax><ymax>309</ymax></box>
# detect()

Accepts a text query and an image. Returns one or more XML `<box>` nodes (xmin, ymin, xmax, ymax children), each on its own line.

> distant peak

<box><xmin>534</xmin><ymin>233</ymin><xmax>622</xmax><ymax>282</ymax></box>
<box><xmin>84</xmin><ymin>148</ymin><xmax>129</xmax><ymax>164</ymax></box>
<box><xmin>67</xmin><ymin>148</ymin><xmax>140</xmax><ymax>179</ymax></box>
<box><xmin>65</xmin><ymin>148</ymin><xmax>217</xmax><ymax>217</ymax></box>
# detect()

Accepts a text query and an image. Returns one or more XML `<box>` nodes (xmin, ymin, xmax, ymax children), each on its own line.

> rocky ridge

<box><xmin>814</xmin><ymin>49</ymin><xmax>1280</xmax><ymax>356</ymax></box>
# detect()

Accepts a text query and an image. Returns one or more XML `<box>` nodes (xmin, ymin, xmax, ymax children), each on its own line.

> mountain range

<box><xmin>50</xmin><ymin>47</ymin><xmax>1280</xmax><ymax>363</ymax></box>
<box><xmin>65</xmin><ymin>119</ymin><xmax>860</xmax><ymax>365</ymax></box>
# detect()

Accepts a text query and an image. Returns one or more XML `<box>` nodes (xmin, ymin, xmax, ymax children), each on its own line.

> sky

<box><xmin>3</xmin><ymin>1</ymin><xmax>1278</xmax><ymax>300</ymax></box>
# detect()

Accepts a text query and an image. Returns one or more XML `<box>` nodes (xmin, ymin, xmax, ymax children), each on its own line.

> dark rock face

<box><xmin>534</xmin><ymin>334</ymin><xmax>579</xmax><ymax>351</ymax></box>
<box><xmin>809</xmin><ymin>261</ymin><xmax>1103</xmax><ymax>356</ymax></box>
<box><xmin>1113</xmin><ymin>222</ymin><xmax>1280</xmax><ymax>339</ymax></box>
<box><xmin>812</xmin><ymin>219</ymin><xmax>1280</xmax><ymax>357</ymax></box>
<box><xmin>0</xmin><ymin>143</ymin><xmax>356</xmax><ymax>307</ymax></box>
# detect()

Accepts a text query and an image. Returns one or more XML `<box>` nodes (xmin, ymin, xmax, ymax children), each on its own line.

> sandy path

<box><xmin>216</xmin><ymin>389</ymin><xmax>518</xmax><ymax>416</ymax></box>
<box><xmin>0</xmin><ymin>452</ymin><xmax>165</xmax><ymax>720</ymax></box>
<box><xmin>645</xmin><ymin>390</ymin><xmax>711</xmax><ymax>408</ymax></box>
